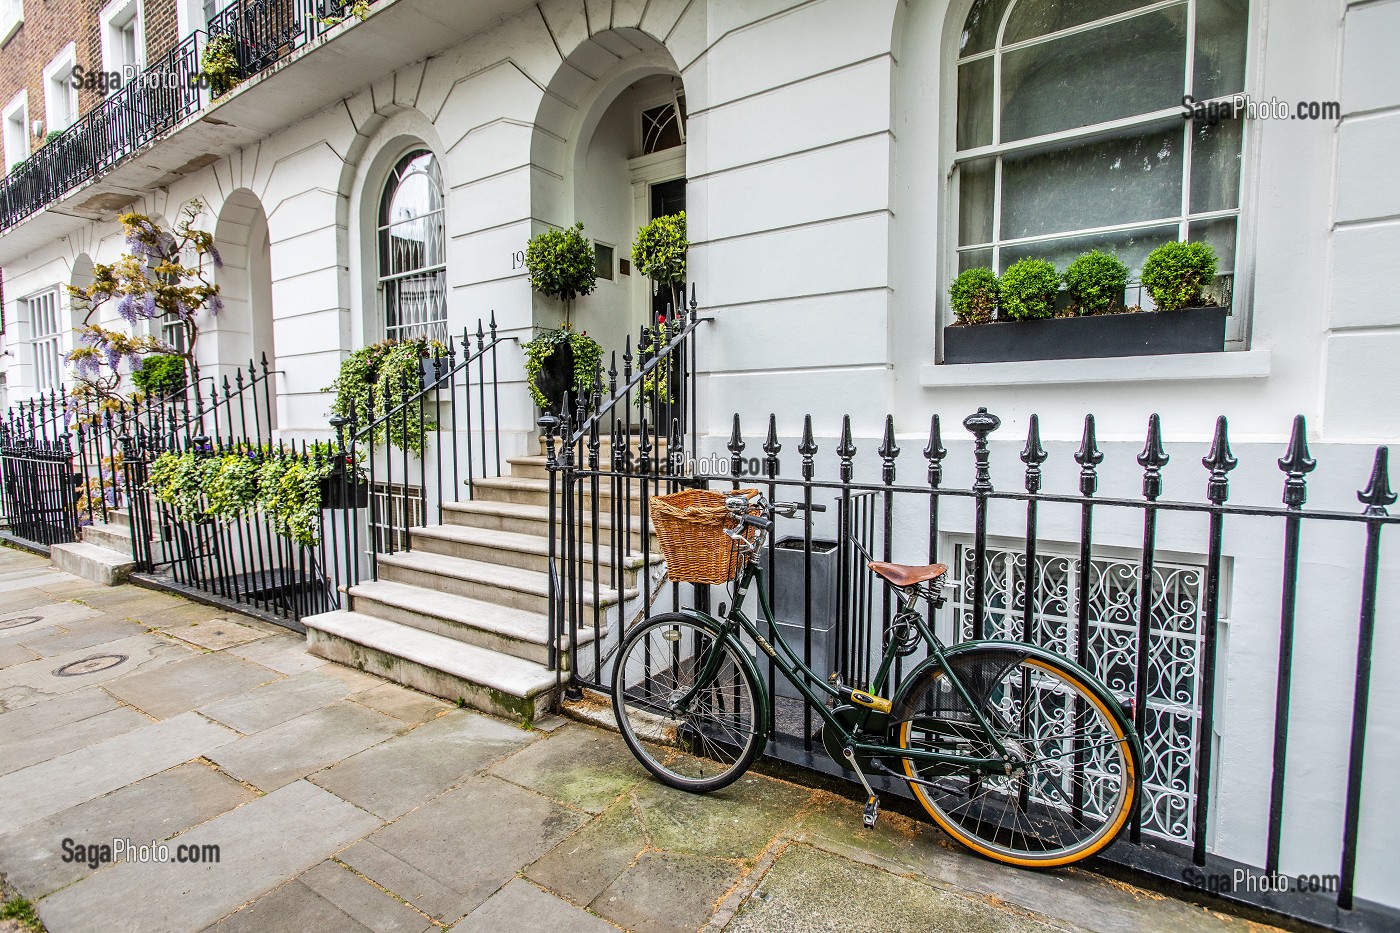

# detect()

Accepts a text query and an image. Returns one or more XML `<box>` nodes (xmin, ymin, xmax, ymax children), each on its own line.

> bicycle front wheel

<box><xmin>612</xmin><ymin>613</ymin><xmax>764</xmax><ymax>793</ymax></box>
<box><xmin>895</xmin><ymin>647</ymin><xmax>1137</xmax><ymax>867</ymax></box>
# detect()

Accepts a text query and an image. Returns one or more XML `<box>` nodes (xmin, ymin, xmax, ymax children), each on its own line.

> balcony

<box><xmin>0</xmin><ymin>0</ymin><xmax>536</xmax><ymax>264</ymax></box>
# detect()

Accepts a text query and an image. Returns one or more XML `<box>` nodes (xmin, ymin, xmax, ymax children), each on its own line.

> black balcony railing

<box><xmin>0</xmin><ymin>0</ymin><xmax>374</xmax><ymax>234</ymax></box>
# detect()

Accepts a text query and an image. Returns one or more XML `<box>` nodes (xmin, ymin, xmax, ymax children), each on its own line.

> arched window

<box><xmin>378</xmin><ymin>150</ymin><xmax>446</xmax><ymax>342</ymax></box>
<box><xmin>953</xmin><ymin>0</ymin><xmax>1248</xmax><ymax>310</ymax></box>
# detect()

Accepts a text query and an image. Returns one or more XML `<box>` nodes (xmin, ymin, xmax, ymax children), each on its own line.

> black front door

<box><xmin>649</xmin><ymin>178</ymin><xmax>686</xmax><ymax>319</ymax></box>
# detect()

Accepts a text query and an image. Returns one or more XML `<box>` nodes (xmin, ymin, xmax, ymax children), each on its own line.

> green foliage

<box><xmin>42</xmin><ymin>130</ymin><xmax>63</xmax><ymax>147</ymax></box>
<box><xmin>1140</xmin><ymin>240</ymin><xmax>1219</xmax><ymax>312</ymax></box>
<box><xmin>631</xmin><ymin>212</ymin><xmax>687</xmax><ymax>285</ymax></box>
<box><xmin>203</xmin><ymin>454</ymin><xmax>261</xmax><ymax>518</ymax></box>
<box><xmin>200</xmin><ymin>33</ymin><xmax>240</xmax><ymax>97</ymax></box>
<box><xmin>131</xmin><ymin>353</ymin><xmax>187</xmax><ymax>397</ymax></box>
<box><xmin>324</xmin><ymin>339</ymin><xmax>440</xmax><ymax>455</ymax></box>
<box><xmin>256</xmin><ymin>456</ymin><xmax>324</xmax><ymax>548</ymax></box>
<box><xmin>999</xmin><ymin>259</ymin><xmax>1061</xmax><ymax>321</ymax></box>
<box><xmin>0</xmin><ymin>896</ymin><xmax>42</xmax><ymax>932</ymax></box>
<box><xmin>317</xmin><ymin>0</ymin><xmax>371</xmax><ymax>25</ymax></box>
<box><xmin>949</xmin><ymin>268</ymin><xmax>999</xmax><ymax>325</ymax></box>
<box><xmin>525</xmin><ymin>223</ymin><xmax>597</xmax><ymax>305</ymax></box>
<box><xmin>148</xmin><ymin>451</ymin><xmax>209</xmax><ymax>522</ymax></box>
<box><xmin>523</xmin><ymin>327</ymin><xmax>604</xmax><ymax>410</ymax></box>
<box><xmin>637</xmin><ymin>319</ymin><xmax>674</xmax><ymax>406</ymax></box>
<box><xmin>1063</xmin><ymin>251</ymin><xmax>1129</xmax><ymax>315</ymax></box>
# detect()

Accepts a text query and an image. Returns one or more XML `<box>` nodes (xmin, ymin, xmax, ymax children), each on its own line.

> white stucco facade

<box><xmin>0</xmin><ymin>0</ymin><xmax>1395</xmax><ymax>908</ymax></box>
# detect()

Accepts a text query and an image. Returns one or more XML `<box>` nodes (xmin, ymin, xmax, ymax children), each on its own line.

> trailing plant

<box><xmin>525</xmin><ymin>222</ymin><xmax>597</xmax><ymax>319</ymax></box>
<box><xmin>1140</xmin><ymin>241</ymin><xmax>1219</xmax><ymax>312</ymax></box>
<box><xmin>999</xmin><ymin>259</ymin><xmax>1061</xmax><ymax>321</ymax></box>
<box><xmin>131</xmin><ymin>353</ymin><xmax>187</xmax><ymax>397</ymax></box>
<box><xmin>200</xmin><ymin>34</ymin><xmax>240</xmax><ymax>97</ymax></box>
<box><xmin>632</xmin><ymin>212</ymin><xmax>687</xmax><ymax>311</ymax></box>
<box><xmin>257</xmin><ymin>455</ymin><xmax>325</xmax><ymax>548</ymax></box>
<box><xmin>523</xmin><ymin>326</ymin><xmax>603</xmax><ymax>410</ymax></box>
<box><xmin>148</xmin><ymin>450</ymin><xmax>210</xmax><ymax>522</ymax></box>
<box><xmin>67</xmin><ymin>201</ymin><xmax>222</xmax><ymax>405</ymax></box>
<box><xmin>203</xmin><ymin>454</ymin><xmax>261</xmax><ymax>518</ymax></box>
<box><xmin>317</xmin><ymin>0</ymin><xmax>371</xmax><ymax>27</ymax></box>
<box><xmin>637</xmin><ymin>315</ymin><xmax>674</xmax><ymax>406</ymax></box>
<box><xmin>324</xmin><ymin>338</ymin><xmax>441</xmax><ymax>455</ymax></box>
<box><xmin>949</xmin><ymin>268</ymin><xmax>999</xmax><ymax>325</ymax></box>
<box><xmin>1064</xmin><ymin>251</ymin><xmax>1129</xmax><ymax>316</ymax></box>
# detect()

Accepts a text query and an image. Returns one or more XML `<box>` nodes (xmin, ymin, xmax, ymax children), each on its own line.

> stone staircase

<box><xmin>51</xmin><ymin>507</ymin><xmax>139</xmax><ymax>585</ymax></box>
<box><xmin>304</xmin><ymin>439</ymin><xmax>663</xmax><ymax>724</ymax></box>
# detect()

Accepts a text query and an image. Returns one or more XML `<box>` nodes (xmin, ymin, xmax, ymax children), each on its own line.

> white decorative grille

<box><xmin>27</xmin><ymin>288</ymin><xmax>62</xmax><ymax>392</ymax></box>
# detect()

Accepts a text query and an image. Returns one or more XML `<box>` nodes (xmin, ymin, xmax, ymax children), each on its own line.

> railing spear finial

<box><xmin>837</xmin><ymin>415</ymin><xmax>856</xmax><ymax>484</ymax></box>
<box><xmin>878</xmin><ymin>415</ymin><xmax>899</xmax><ymax>485</ymax></box>
<box><xmin>1203</xmin><ymin>415</ymin><xmax>1237</xmax><ymax>505</ymax></box>
<box><xmin>1277</xmin><ymin>415</ymin><xmax>1316</xmax><ymax>511</ymax></box>
<box><xmin>1022</xmin><ymin>414</ymin><xmax>1048</xmax><ymax>495</ymax></box>
<box><xmin>1075</xmin><ymin>414</ymin><xmax>1104</xmax><ymax>498</ymax></box>
<box><xmin>763</xmin><ymin>414</ymin><xmax>781</xmax><ymax>480</ymax></box>
<box><xmin>1359</xmin><ymin>446</ymin><xmax>1396</xmax><ymax>517</ymax></box>
<box><xmin>800</xmin><ymin>415</ymin><xmax>819</xmax><ymax>483</ymax></box>
<box><xmin>1138</xmin><ymin>413</ymin><xmax>1168</xmax><ymax>502</ymax></box>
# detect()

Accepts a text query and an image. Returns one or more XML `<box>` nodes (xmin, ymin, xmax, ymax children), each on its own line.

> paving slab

<box><xmin>631</xmin><ymin>770</ymin><xmax>816</xmax><ymax>860</ymax></box>
<box><xmin>0</xmin><ymin>705</ymin><xmax>151</xmax><ymax>776</ymax></box>
<box><xmin>311</xmin><ymin>710</ymin><xmax>535</xmax><ymax>820</ymax></box>
<box><xmin>17</xmin><ymin>616</ymin><xmax>149</xmax><ymax>657</ymax></box>
<box><xmin>340</xmin><ymin>775</ymin><xmax>587</xmax><ymax>923</ymax></box>
<box><xmin>38</xmin><ymin>780</ymin><xmax>383</xmax><ymax>933</ymax></box>
<box><xmin>0</xmin><ymin>761</ymin><xmax>256</xmax><ymax>898</ymax></box>
<box><xmin>227</xmin><ymin>633</ymin><xmax>328</xmax><ymax>674</ymax></box>
<box><xmin>208</xmin><ymin>700</ymin><xmax>406</xmax><ymax>791</ymax></box>
<box><xmin>0</xmin><ymin>711</ymin><xmax>239</xmax><ymax>834</ymax></box>
<box><xmin>0</xmin><ymin>600</ymin><xmax>102</xmax><ymax>638</ymax></box>
<box><xmin>297</xmin><ymin>860</ymin><xmax>435</xmax><ymax>933</ymax></box>
<box><xmin>0</xmin><ymin>570</ymin><xmax>73</xmax><ymax>593</ymax></box>
<box><xmin>726</xmin><ymin>842</ymin><xmax>1059</xmax><ymax>933</ymax></box>
<box><xmin>350</xmin><ymin>682</ymin><xmax>452</xmax><ymax>724</ymax></box>
<box><xmin>0</xmin><ymin>633</ymin><xmax>194</xmax><ymax>713</ymax></box>
<box><xmin>203</xmin><ymin>878</ymin><xmax>372</xmax><ymax>933</ymax></box>
<box><xmin>198</xmin><ymin>670</ymin><xmax>353</xmax><ymax>734</ymax></box>
<box><xmin>104</xmin><ymin>651</ymin><xmax>283</xmax><ymax>720</ymax></box>
<box><xmin>163</xmin><ymin>618</ymin><xmax>272</xmax><ymax>651</ymax></box>
<box><xmin>451</xmin><ymin>878</ymin><xmax>615</xmax><ymax>933</ymax></box>
<box><xmin>0</xmin><ymin>642</ymin><xmax>38</xmax><ymax>668</ymax></box>
<box><xmin>317</xmin><ymin>663</ymin><xmax>387</xmax><ymax>692</ymax></box>
<box><xmin>0</xmin><ymin>687</ymin><xmax>121</xmax><ymax>741</ymax></box>
<box><xmin>123</xmin><ymin>601</ymin><xmax>232</xmax><ymax>629</ymax></box>
<box><xmin>489</xmin><ymin>722</ymin><xmax>649</xmax><ymax>813</ymax></box>
<box><xmin>526</xmin><ymin>797</ymin><xmax>647</xmax><ymax>906</ymax></box>
<box><xmin>591</xmin><ymin>849</ymin><xmax>740</xmax><ymax>933</ymax></box>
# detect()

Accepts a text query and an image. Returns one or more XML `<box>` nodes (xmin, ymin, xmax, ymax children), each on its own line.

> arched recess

<box><xmin>530</xmin><ymin>29</ymin><xmax>688</xmax><ymax>360</ymax></box>
<box><xmin>210</xmin><ymin>189</ymin><xmax>277</xmax><ymax>425</ymax></box>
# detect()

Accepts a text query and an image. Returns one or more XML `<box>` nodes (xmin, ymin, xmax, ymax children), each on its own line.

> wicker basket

<box><xmin>650</xmin><ymin>488</ymin><xmax>761</xmax><ymax>584</ymax></box>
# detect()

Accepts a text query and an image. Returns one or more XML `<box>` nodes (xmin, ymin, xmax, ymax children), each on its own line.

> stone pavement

<box><xmin>0</xmin><ymin>548</ymin><xmax>1283</xmax><ymax>933</ymax></box>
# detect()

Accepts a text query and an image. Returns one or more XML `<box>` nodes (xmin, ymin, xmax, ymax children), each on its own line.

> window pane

<box><xmin>1188</xmin><ymin>216</ymin><xmax>1236</xmax><ymax>271</ymax></box>
<box><xmin>1000</xmin><ymin>8</ymin><xmax>1188</xmax><ymax>142</ymax></box>
<box><xmin>1189</xmin><ymin>117</ymin><xmax>1242</xmax><ymax>214</ymax></box>
<box><xmin>1193</xmin><ymin>0</ymin><xmax>1248</xmax><ymax>100</ymax></box>
<box><xmin>1001</xmin><ymin>124</ymin><xmax>1183</xmax><ymax>239</ymax></box>
<box><xmin>960</xmin><ymin>0</ymin><xmax>1013</xmax><ymax>57</ymax></box>
<box><xmin>999</xmin><ymin>223</ymin><xmax>1179</xmax><ymax>279</ymax></box>
<box><xmin>957</xmin><ymin>58</ymin><xmax>993</xmax><ymax>151</ymax></box>
<box><xmin>958</xmin><ymin>158</ymin><xmax>995</xmax><ymax>246</ymax></box>
<box><xmin>1004</xmin><ymin>0</ymin><xmax>1164</xmax><ymax>45</ymax></box>
<box><xmin>958</xmin><ymin>248</ymin><xmax>994</xmax><ymax>273</ymax></box>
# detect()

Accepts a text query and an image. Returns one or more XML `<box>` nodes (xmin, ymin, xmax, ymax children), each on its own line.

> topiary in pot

<box><xmin>632</xmin><ymin>212</ymin><xmax>687</xmax><ymax>312</ymax></box>
<box><xmin>523</xmin><ymin>222</ymin><xmax>600</xmax><ymax>412</ymax></box>
<box><xmin>524</xmin><ymin>327</ymin><xmax>603</xmax><ymax>413</ymax></box>
<box><xmin>949</xmin><ymin>268</ymin><xmax>999</xmax><ymax>325</ymax></box>
<box><xmin>525</xmin><ymin>222</ymin><xmax>598</xmax><ymax>318</ymax></box>
<box><xmin>1140</xmin><ymin>241</ymin><xmax>1219</xmax><ymax>312</ymax></box>
<box><xmin>1064</xmin><ymin>250</ymin><xmax>1129</xmax><ymax>316</ymax></box>
<box><xmin>999</xmin><ymin>259</ymin><xmax>1060</xmax><ymax>321</ymax></box>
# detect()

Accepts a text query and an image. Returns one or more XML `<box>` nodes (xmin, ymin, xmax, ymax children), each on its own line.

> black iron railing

<box><xmin>0</xmin><ymin>0</ymin><xmax>375</xmax><ymax>233</ymax></box>
<box><xmin>546</xmin><ymin>398</ymin><xmax>1398</xmax><ymax>930</ymax></box>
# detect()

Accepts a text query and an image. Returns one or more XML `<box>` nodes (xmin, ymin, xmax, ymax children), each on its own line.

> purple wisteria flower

<box><xmin>208</xmin><ymin>244</ymin><xmax>223</xmax><ymax>268</ymax></box>
<box><xmin>142</xmin><ymin>293</ymin><xmax>157</xmax><ymax>318</ymax></box>
<box><xmin>116</xmin><ymin>293</ymin><xmax>138</xmax><ymax>325</ymax></box>
<box><xmin>208</xmin><ymin>294</ymin><xmax>224</xmax><ymax>315</ymax></box>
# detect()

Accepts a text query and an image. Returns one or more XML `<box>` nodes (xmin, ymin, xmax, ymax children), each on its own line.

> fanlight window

<box><xmin>954</xmin><ymin>0</ymin><xmax>1247</xmax><ymax>313</ymax></box>
<box><xmin>378</xmin><ymin>150</ymin><xmax>447</xmax><ymax>343</ymax></box>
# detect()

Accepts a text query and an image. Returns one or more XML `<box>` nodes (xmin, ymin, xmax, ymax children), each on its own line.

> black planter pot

<box><xmin>420</xmin><ymin>355</ymin><xmax>446</xmax><ymax>387</ymax></box>
<box><xmin>319</xmin><ymin>473</ymin><xmax>369</xmax><ymax>510</ymax></box>
<box><xmin>533</xmin><ymin>340</ymin><xmax>576</xmax><ymax>414</ymax></box>
<box><xmin>942</xmin><ymin>305</ymin><xmax>1228</xmax><ymax>364</ymax></box>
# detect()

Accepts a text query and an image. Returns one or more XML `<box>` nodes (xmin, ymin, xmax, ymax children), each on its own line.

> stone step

<box><xmin>81</xmin><ymin>521</ymin><xmax>133</xmax><ymax>554</ymax></box>
<box><xmin>376</xmin><ymin>550</ymin><xmax>631</xmax><ymax>616</ymax></box>
<box><xmin>472</xmin><ymin>475</ymin><xmax>675</xmax><ymax>514</ymax></box>
<box><xmin>535</xmin><ymin>435</ymin><xmax>671</xmax><ymax>456</ymax></box>
<box><xmin>440</xmin><ymin>500</ymin><xmax>654</xmax><ymax>548</ymax></box>
<box><xmin>348</xmin><ymin>579</ymin><xmax>594</xmax><ymax>666</ymax></box>
<box><xmin>408</xmin><ymin>525</ymin><xmax>656</xmax><ymax>585</ymax></box>
<box><xmin>50</xmin><ymin>541</ymin><xmax>135</xmax><ymax>586</ymax></box>
<box><xmin>106</xmin><ymin>507</ymin><xmax>130</xmax><ymax>528</ymax></box>
<box><xmin>303</xmin><ymin>610</ymin><xmax>556</xmax><ymax>723</ymax></box>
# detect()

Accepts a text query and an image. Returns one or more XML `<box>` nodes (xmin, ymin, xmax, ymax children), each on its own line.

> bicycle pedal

<box><xmin>862</xmin><ymin>795</ymin><xmax>880</xmax><ymax>829</ymax></box>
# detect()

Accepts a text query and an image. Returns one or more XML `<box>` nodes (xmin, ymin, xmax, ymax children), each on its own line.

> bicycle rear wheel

<box><xmin>612</xmin><ymin>613</ymin><xmax>764</xmax><ymax>793</ymax></box>
<box><xmin>894</xmin><ymin>647</ymin><xmax>1137</xmax><ymax>867</ymax></box>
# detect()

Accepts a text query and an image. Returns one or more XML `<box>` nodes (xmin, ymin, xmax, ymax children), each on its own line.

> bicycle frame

<box><xmin>671</xmin><ymin>553</ymin><xmax>1015</xmax><ymax>776</ymax></box>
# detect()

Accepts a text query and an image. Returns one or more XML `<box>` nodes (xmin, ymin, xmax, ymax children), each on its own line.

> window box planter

<box><xmin>942</xmin><ymin>306</ymin><xmax>1227</xmax><ymax>364</ymax></box>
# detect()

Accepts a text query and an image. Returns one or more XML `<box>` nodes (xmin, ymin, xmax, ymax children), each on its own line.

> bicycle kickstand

<box><xmin>842</xmin><ymin>747</ymin><xmax>880</xmax><ymax>829</ymax></box>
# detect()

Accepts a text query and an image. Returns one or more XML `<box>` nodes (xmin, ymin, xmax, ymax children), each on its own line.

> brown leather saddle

<box><xmin>866</xmin><ymin>561</ymin><xmax>948</xmax><ymax>588</ymax></box>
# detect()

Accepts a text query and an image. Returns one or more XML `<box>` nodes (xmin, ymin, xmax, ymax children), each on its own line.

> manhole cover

<box><xmin>54</xmin><ymin>654</ymin><xmax>128</xmax><ymax>677</ymax></box>
<box><xmin>0</xmin><ymin>614</ymin><xmax>43</xmax><ymax>630</ymax></box>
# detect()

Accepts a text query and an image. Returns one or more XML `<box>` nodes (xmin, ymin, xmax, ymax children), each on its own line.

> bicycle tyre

<box><xmin>894</xmin><ymin>646</ymin><xmax>1138</xmax><ymax>867</ymax></box>
<box><xmin>612</xmin><ymin>612</ymin><xmax>765</xmax><ymax>793</ymax></box>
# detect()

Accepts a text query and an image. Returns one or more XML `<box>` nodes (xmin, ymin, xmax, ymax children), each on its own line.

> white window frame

<box><xmin>23</xmin><ymin>287</ymin><xmax>64</xmax><ymax>394</ymax></box>
<box><xmin>948</xmin><ymin>0</ymin><xmax>1251</xmax><ymax>341</ymax></box>
<box><xmin>0</xmin><ymin>0</ymin><xmax>23</xmax><ymax>48</ymax></box>
<box><xmin>100</xmin><ymin>0</ymin><xmax>146</xmax><ymax>88</ymax></box>
<box><xmin>42</xmin><ymin>43</ymin><xmax>79</xmax><ymax>133</ymax></box>
<box><xmin>3</xmin><ymin>90</ymin><xmax>29</xmax><ymax>170</ymax></box>
<box><xmin>377</xmin><ymin>149</ymin><xmax>447</xmax><ymax>343</ymax></box>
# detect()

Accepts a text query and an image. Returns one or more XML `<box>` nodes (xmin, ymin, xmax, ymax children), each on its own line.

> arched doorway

<box><xmin>531</xmin><ymin>31</ymin><xmax>687</xmax><ymax>362</ymax></box>
<box><xmin>211</xmin><ymin>189</ymin><xmax>276</xmax><ymax>426</ymax></box>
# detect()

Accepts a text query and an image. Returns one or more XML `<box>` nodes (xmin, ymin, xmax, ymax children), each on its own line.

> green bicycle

<box><xmin>611</xmin><ymin>490</ymin><xmax>1142</xmax><ymax>867</ymax></box>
